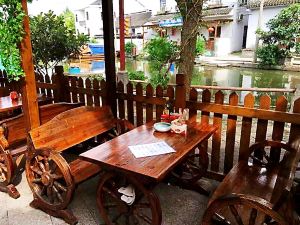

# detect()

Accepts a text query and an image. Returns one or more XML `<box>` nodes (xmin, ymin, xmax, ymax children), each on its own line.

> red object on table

<box><xmin>161</xmin><ymin>114</ymin><xmax>180</xmax><ymax>123</ymax></box>
<box><xmin>10</xmin><ymin>91</ymin><xmax>19</xmax><ymax>101</ymax></box>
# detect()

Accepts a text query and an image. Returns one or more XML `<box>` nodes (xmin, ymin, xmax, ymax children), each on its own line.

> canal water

<box><xmin>71</xmin><ymin>59</ymin><xmax>300</xmax><ymax>105</ymax></box>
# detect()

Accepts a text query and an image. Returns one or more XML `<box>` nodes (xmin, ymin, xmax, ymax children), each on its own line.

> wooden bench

<box><xmin>0</xmin><ymin>103</ymin><xmax>82</xmax><ymax>198</ymax></box>
<box><xmin>26</xmin><ymin>106</ymin><xmax>134</xmax><ymax>225</ymax></box>
<box><xmin>202</xmin><ymin>140</ymin><xmax>300</xmax><ymax>225</ymax></box>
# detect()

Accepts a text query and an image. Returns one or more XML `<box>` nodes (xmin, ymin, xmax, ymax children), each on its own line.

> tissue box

<box><xmin>171</xmin><ymin>120</ymin><xmax>187</xmax><ymax>134</ymax></box>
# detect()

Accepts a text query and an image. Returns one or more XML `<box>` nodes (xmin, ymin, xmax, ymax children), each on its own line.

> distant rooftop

<box><xmin>247</xmin><ymin>0</ymin><xmax>300</xmax><ymax>9</ymax></box>
<box><xmin>202</xmin><ymin>7</ymin><xmax>233</xmax><ymax>17</ymax></box>
<box><xmin>116</xmin><ymin>11</ymin><xmax>152</xmax><ymax>28</ymax></box>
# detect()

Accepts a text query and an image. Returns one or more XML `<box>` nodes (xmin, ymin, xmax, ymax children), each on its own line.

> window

<box><xmin>75</xmin><ymin>14</ymin><xmax>78</xmax><ymax>22</ymax></box>
<box><xmin>132</xmin><ymin>28</ymin><xmax>135</xmax><ymax>34</ymax></box>
<box><xmin>86</xmin><ymin>12</ymin><xmax>89</xmax><ymax>20</ymax></box>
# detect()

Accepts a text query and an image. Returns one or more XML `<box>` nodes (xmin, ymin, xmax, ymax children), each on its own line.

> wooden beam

<box><xmin>102</xmin><ymin>0</ymin><xmax>117</xmax><ymax>117</ymax></box>
<box><xmin>20</xmin><ymin>0</ymin><xmax>40</xmax><ymax>130</ymax></box>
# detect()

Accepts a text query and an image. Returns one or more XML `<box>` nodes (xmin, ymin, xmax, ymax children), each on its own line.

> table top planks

<box><xmin>80</xmin><ymin>122</ymin><xmax>217</xmax><ymax>181</ymax></box>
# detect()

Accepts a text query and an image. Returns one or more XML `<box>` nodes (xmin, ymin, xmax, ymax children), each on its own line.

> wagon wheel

<box><xmin>26</xmin><ymin>149</ymin><xmax>75</xmax><ymax>211</ymax></box>
<box><xmin>97</xmin><ymin>172</ymin><xmax>161</xmax><ymax>225</ymax></box>
<box><xmin>172</xmin><ymin>145</ymin><xmax>209</xmax><ymax>184</ymax></box>
<box><xmin>0</xmin><ymin>146</ymin><xmax>14</xmax><ymax>186</ymax></box>
<box><xmin>202</xmin><ymin>194</ymin><xmax>289</xmax><ymax>225</ymax></box>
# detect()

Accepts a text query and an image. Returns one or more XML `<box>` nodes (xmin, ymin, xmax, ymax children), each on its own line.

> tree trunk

<box><xmin>176</xmin><ymin>1</ymin><xmax>203</xmax><ymax>97</ymax></box>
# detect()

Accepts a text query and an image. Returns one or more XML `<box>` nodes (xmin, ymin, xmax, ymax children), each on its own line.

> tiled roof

<box><xmin>90</xmin><ymin>0</ymin><xmax>101</xmax><ymax>5</ymax></box>
<box><xmin>116</xmin><ymin>11</ymin><xmax>152</xmax><ymax>28</ymax></box>
<box><xmin>202</xmin><ymin>7</ymin><xmax>233</xmax><ymax>17</ymax></box>
<box><xmin>247</xmin><ymin>0</ymin><xmax>300</xmax><ymax>9</ymax></box>
<box><xmin>146</xmin><ymin>12</ymin><xmax>180</xmax><ymax>24</ymax></box>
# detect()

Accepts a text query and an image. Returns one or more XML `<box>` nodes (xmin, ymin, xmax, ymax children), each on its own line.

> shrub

<box><xmin>256</xmin><ymin>44</ymin><xmax>286</xmax><ymax>66</ymax></box>
<box><xmin>144</xmin><ymin>36</ymin><xmax>178</xmax><ymax>63</ymax></box>
<box><xmin>196</xmin><ymin>37</ymin><xmax>206</xmax><ymax>55</ymax></box>
<box><xmin>125</xmin><ymin>42</ymin><xmax>136</xmax><ymax>55</ymax></box>
<box><xmin>128</xmin><ymin>71</ymin><xmax>146</xmax><ymax>81</ymax></box>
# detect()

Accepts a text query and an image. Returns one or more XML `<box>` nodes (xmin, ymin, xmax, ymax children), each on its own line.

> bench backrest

<box><xmin>0</xmin><ymin>102</ymin><xmax>82</xmax><ymax>149</ymax></box>
<box><xmin>29</xmin><ymin>106</ymin><xmax>116</xmax><ymax>152</ymax></box>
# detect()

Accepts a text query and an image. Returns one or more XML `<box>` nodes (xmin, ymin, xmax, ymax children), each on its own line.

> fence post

<box><xmin>175</xmin><ymin>73</ymin><xmax>186</xmax><ymax>111</ymax></box>
<box><xmin>54</xmin><ymin>66</ymin><xmax>67</xmax><ymax>102</ymax></box>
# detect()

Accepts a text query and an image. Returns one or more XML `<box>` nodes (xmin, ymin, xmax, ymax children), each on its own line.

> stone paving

<box><xmin>0</xmin><ymin>172</ymin><xmax>217</xmax><ymax>225</ymax></box>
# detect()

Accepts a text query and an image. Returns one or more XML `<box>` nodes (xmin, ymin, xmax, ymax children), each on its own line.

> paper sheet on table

<box><xmin>128</xmin><ymin>141</ymin><xmax>175</xmax><ymax>158</ymax></box>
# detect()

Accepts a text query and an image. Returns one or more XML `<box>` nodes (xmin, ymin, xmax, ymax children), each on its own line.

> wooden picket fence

<box><xmin>1</xmin><ymin>68</ymin><xmax>300</xmax><ymax>180</ymax></box>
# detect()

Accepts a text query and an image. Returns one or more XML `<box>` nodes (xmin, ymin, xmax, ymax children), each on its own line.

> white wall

<box><xmin>85</xmin><ymin>6</ymin><xmax>103</xmax><ymax>37</ymax></box>
<box><xmin>246</xmin><ymin>6</ymin><xmax>285</xmax><ymax>49</ymax></box>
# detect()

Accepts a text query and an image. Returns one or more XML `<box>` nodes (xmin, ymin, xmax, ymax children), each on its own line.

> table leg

<box><xmin>97</xmin><ymin>172</ymin><xmax>162</xmax><ymax>225</ymax></box>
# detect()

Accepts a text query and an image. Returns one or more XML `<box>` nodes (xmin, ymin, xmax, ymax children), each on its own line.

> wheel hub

<box><xmin>41</xmin><ymin>173</ymin><xmax>53</xmax><ymax>186</ymax></box>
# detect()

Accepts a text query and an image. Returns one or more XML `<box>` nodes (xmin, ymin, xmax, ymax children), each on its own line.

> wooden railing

<box><xmin>2</xmin><ymin>68</ymin><xmax>300</xmax><ymax>181</ymax></box>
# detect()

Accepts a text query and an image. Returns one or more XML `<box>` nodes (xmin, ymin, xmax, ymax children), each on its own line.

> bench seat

<box><xmin>69</xmin><ymin>159</ymin><xmax>101</xmax><ymax>184</ymax></box>
<box><xmin>209</xmin><ymin>161</ymin><xmax>284</xmax><ymax>206</ymax></box>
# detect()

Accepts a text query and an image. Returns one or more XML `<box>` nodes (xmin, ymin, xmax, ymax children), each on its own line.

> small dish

<box><xmin>154</xmin><ymin>122</ymin><xmax>171</xmax><ymax>132</ymax></box>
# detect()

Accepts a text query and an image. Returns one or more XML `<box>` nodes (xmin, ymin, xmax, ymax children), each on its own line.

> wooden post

<box><xmin>20</xmin><ymin>0</ymin><xmax>40</xmax><ymax>130</ymax></box>
<box><xmin>54</xmin><ymin>66</ymin><xmax>66</xmax><ymax>102</ymax></box>
<box><xmin>175</xmin><ymin>73</ymin><xmax>186</xmax><ymax>111</ymax></box>
<box><xmin>102</xmin><ymin>0</ymin><xmax>117</xmax><ymax>116</ymax></box>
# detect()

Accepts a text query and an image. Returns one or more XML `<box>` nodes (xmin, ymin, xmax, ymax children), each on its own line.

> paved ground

<box><xmin>0</xmin><ymin>172</ymin><xmax>217</xmax><ymax>225</ymax></box>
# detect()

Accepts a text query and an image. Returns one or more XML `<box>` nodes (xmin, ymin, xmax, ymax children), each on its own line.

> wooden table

<box><xmin>0</xmin><ymin>94</ymin><xmax>53</xmax><ymax>113</ymax></box>
<box><xmin>80</xmin><ymin>121</ymin><xmax>217</xmax><ymax>225</ymax></box>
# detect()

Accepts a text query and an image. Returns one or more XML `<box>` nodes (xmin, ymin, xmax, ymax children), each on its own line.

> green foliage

<box><xmin>195</xmin><ymin>37</ymin><xmax>205</xmax><ymax>55</ymax></box>
<box><xmin>30</xmin><ymin>11</ymin><xmax>89</xmax><ymax>74</ymax></box>
<box><xmin>61</xmin><ymin>8</ymin><xmax>75</xmax><ymax>32</ymax></box>
<box><xmin>128</xmin><ymin>71</ymin><xmax>145</xmax><ymax>81</ymax></box>
<box><xmin>257</xmin><ymin>4</ymin><xmax>300</xmax><ymax>65</ymax></box>
<box><xmin>144</xmin><ymin>36</ymin><xmax>178</xmax><ymax>63</ymax></box>
<box><xmin>256</xmin><ymin>44</ymin><xmax>286</xmax><ymax>66</ymax></box>
<box><xmin>149</xmin><ymin>71</ymin><xmax>170</xmax><ymax>89</ymax></box>
<box><xmin>89</xmin><ymin>37</ymin><xmax>98</xmax><ymax>43</ymax></box>
<box><xmin>0</xmin><ymin>0</ymin><xmax>25</xmax><ymax>81</ymax></box>
<box><xmin>125</xmin><ymin>42</ymin><xmax>136</xmax><ymax>55</ymax></box>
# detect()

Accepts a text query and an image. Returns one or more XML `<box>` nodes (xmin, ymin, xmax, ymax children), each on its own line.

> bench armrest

<box><xmin>249</xmin><ymin>140</ymin><xmax>295</xmax><ymax>155</ymax></box>
<box><xmin>115</xmin><ymin>119</ymin><xmax>135</xmax><ymax>134</ymax></box>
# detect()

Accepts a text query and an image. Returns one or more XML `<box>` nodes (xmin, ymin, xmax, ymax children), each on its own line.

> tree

<box><xmin>175</xmin><ymin>0</ymin><xmax>204</xmax><ymax>91</ymax></box>
<box><xmin>30</xmin><ymin>11</ymin><xmax>88</xmax><ymax>75</ymax></box>
<box><xmin>257</xmin><ymin>4</ymin><xmax>300</xmax><ymax>65</ymax></box>
<box><xmin>61</xmin><ymin>8</ymin><xmax>76</xmax><ymax>32</ymax></box>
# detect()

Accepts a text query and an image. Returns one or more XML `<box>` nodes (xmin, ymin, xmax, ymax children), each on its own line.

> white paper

<box><xmin>128</xmin><ymin>141</ymin><xmax>175</xmax><ymax>158</ymax></box>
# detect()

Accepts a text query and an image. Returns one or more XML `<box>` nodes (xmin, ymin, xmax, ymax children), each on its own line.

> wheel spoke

<box><xmin>32</xmin><ymin>178</ymin><xmax>42</xmax><ymax>184</ymax></box>
<box><xmin>38</xmin><ymin>162</ymin><xmax>46</xmax><ymax>172</ymax></box>
<box><xmin>229</xmin><ymin>205</ymin><xmax>244</xmax><ymax>225</ymax></box>
<box><xmin>44</xmin><ymin>157</ymin><xmax>50</xmax><ymax>171</ymax></box>
<box><xmin>53</xmin><ymin>185</ymin><xmax>64</xmax><ymax>203</ymax></box>
<box><xmin>135</xmin><ymin>212</ymin><xmax>152</xmax><ymax>224</ymax></box>
<box><xmin>47</xmin><ymin>186</ymin><xmax>54</xmax><ymax>203</ymax></box>
<box><xmin>31</xmin><ymin>166</ymin><xmax>42</xmax><ymax>176</ymax></box>
<box><xmin>249</xmin><ymin>208</ymin><xmax>257</xmax><ymax>225</ymax></box>
<box><xmin>54</xmin><ymin>181</ymin><xmax>67</xmax><ymax>192</ymax></box>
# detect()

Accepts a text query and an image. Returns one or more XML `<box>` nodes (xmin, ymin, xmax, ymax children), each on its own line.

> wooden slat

<box><xmin>155</xmin><ymin>85</ymin><xmax>164</xmax><ymax>122</ymax></box>
<box><xmin>117</xmin><ymin>81</ymin><xmax>125</xmax><ymax>119</ymax></box>
<box><xmin>224</xmin><ymin>92</ymin><xmax>238</xmax><ymax>173</ymax></box>
<box><xmin>78</xmin><ymin>78</ymin><xmax>85</xmax><ymax>104</ymax></box>
<box><xmin>289</xmin><ymin>98</ymin><xmax>300</xmax><ymax>143</ymax></box>
<box><xmin>126</xmin><ymin>82</ymin><xmax>134</xmax><ymax>124</ymax></box>
<box><xmin>201</xmin><ymin>89</ymin><xmax>211</xmax><ymax>155</ymax></box>
<box><xmin>93</xmin><ymin>79</ymin><xmax>100</xmax><ymax>107</ymax></box>
<box><xmin>239</xmin><ymin>93</ymin><xmax>255</xmax><ymax>161</ymax></box>
<box><xmin>270</xmin><ymin>96</ymin><xmax>288</xmax><ymax>162</ymax></box>
<box><xmin>117</xmin><ymin>92</ymin><xmax>165</xmax><ymax>105</ymax></box>
<box><xmin>136</xmin><ymin>83</ymin><xmax>143</xmax><ymax>126</ymax></box>
<box><xmin>85</xmin><ymin>78</ymin><xmax>93</xmax><ymax>106</ymax></box>
<box><xmin>100</xmin><ymin>80</ymin><xmax>107</xmax><ymax>106</ymax></box>
<box><xmin>211</xmin><ymin>91</ymin><xmax>224</xmax><ymax>172</ymax></box>
<box><xmin>254</xmin><ymin>95</ymin><xmax>271</xmax><ymax>159</ymax></box>
<box><xmin>39</xmin><ymin>74</ymin><xmax>46</xmax><ymax>94</ymax></box>
<box><xmin>30</xmin><ymin>106</ymin><xmax>115</xmax><ymax>152</ymax></box>
<box><xmin>71</xmin><ymin>77</ymin><xmax>78</xmax><ymax>103</ymax></box>
<box><xmin>146</xmin><ymin>84</ymin><xmax>153</xmax><ymax>123</ymax></box>
<box><xmin>36</xmin><ymin>82</ymin><xmax>57</xmax><ymax>90</ymax></box>
<box><xmin>64</xmin><ymin>78</ymin><xmax>71</xmax><ymax>103</ymax></box>
<box><xmin>189</xmin><ymin>88</ymin><xmax>198</xmax><ymax>122</ymax></box>
<box><xmin>45</xmin><ymin>74</ymin><xmax>52</xmax><ymax>97</ymax></box>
